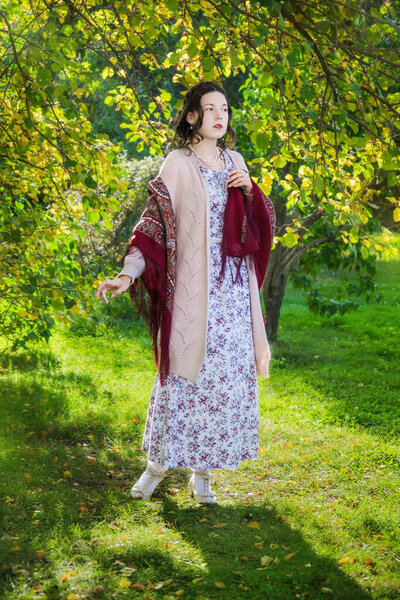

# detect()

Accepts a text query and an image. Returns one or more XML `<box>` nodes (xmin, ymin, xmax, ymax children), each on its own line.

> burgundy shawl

<box><xmin>121</xmin><ymin>175</ymin><xmax>275</xmax><ymax>383</ymax></box>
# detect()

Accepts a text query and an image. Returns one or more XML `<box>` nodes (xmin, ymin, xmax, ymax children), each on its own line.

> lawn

<box><xmin>0</xmin><ymin>236</ymin><xmax>399</xmax><ymax>600</ymax></box>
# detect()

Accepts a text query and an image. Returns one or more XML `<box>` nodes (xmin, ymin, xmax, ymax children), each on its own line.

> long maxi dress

<box><xmin>140</xmin><ymin>150</ymin><xmax>259</xmax><ymax>470</ymax></box>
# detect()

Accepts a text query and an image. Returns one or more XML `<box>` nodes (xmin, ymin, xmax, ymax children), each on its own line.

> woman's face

<box><xmin>187</xmin><ymin>90</ymin><xmax>229</xmax><ymax>142</ymax></box>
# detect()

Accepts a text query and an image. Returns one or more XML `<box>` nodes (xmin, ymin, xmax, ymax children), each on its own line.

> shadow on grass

<box><xmin>270</xmin><ymin>314</ymin><xmax>400</xmax><ymax>437</ymax></box>
<box><xmin>0</xmin><ymin>352</ymin><xmax>373</xmax><ymax>600</ymax></box>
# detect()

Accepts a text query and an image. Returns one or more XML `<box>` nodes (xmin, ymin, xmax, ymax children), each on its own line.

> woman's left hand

<box><xmin>227</xmin><ymin>169</ymin><xmax>252</xmax><ymax>195</ymax></box>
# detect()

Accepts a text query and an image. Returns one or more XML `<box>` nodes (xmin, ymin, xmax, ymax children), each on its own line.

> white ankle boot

<box><xmin>130</xmin><ymin>460</ymin><xmax>167</xmax><ymax>500</ymax></box>
<box><xmin>188</xmin><ymin>469</ymin><xmax>217</xmax><ymax>504</ymax></box>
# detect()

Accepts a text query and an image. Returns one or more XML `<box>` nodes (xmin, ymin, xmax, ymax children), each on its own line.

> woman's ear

<box><xmin>186</xmin><ymin>111</ymin><xmax>198</xmax><ymax>126</ymax></box>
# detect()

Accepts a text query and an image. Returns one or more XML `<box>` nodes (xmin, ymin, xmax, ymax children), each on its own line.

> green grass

<box><xmin>0</xmin><ymin>236</ymin><xmax>399</xmax><ymax>600</ymax></box>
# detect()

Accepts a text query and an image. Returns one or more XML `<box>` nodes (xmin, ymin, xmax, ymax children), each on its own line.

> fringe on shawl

<box><xmin>218</xmin><ymin>180</ymin><xmax>271</xmax><ymax>289</ymax></box>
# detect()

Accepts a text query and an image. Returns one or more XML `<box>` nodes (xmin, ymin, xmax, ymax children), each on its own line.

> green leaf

<box><xmin>84</xmin><ymin>175</ymin><xmax>97</xmax><ymax>189</ymax></box>
<box><xmin>187</xmin><ymin>43</ymin><xmax>198</xmax><ymax>58</ymax></box>
<box><xmin>87</xmin><ymin>209</ymin><xmax>100</xmax><ymax>223</ymax></box>
<box><xmin>256</xmin><ymin>133</ymin><xmax>269</xmax><ymax>150</ymax></box>
<box><xmin>300</xmin><ymin>85</ymin><xmax>315</xmax><ymax>100</ymax></box>
<box><xmin>315</xmin><ymin>20</ymin><xmax>331</xmax><ymax>33</ymax></box>
<box><xmin>102</xmin><ymin>66</ymin><xmax>114</xmax><ymax>80</ymax></box>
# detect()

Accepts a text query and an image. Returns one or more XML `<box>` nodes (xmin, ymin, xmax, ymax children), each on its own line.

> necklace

<box><xmin>189</xmin><ymin>144</ymin><xmax>222</xmax><ymax>165</ymax></box>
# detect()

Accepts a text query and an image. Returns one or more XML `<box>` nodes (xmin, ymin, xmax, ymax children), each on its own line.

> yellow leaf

<box><xmin>283</xmin><ymin>552</ymin><xmax>296</xmax><ymax>561</ymax></box>
<box><xmin>175</xmin><ymin>590</ymin><xmax>185</xmax><ymax>596</ymax></box>
<box><xmin>375</xmin><ymin>243</ymin><xmax>383</xmax><ymax>251</ymax></box>
<box><xmin>11</xmin><ymin>545</ymin><xmax>21</xmax><ymax>551</ymax></box>
<box><xmin>338</xmin><ymin>556</ymin><xmax>356</xmax><ymax>564</ymax></box>
<box><xmin>192</xmin><ymin>577</ymin><xmax>205</xmax><ymax>584</ymax></box>
<box><xmin>269</xmin><ymin>543</ymin><xmax>278</xmax><ymax>549</ymax></box>
<box><xmin>393</xmin><ymin>207</ymin><xmax>400</xmax><ymax>222</ymax></box>
<box><xmin>36</xmin><ymin>550</ymin><xmax>46</xmax><ymax>559</ymax></box>
<box><xmin>240</xmin><ymin>555</ymin><xmax>249</xmax><ymax>561</ymax></box>
<box><xmin>119</xmin><ymin>577</ymin><xmax>131</xmax><ymax>589</ymax></box>
<box><xmin>362</xmin><ymin>239</ymin><xmax>371</xmax><ymax>248</ymax></box>
<box><xmin>254</xmin><ymin>541</ymin><xmax>264</xmax><ymax>549</ymax></box>
<box><xmin>110</xmin><ymin>56</ymin><xmax>118</xmax><ymax>65</ymax></box>
<box><xmin>261</xmin><ymin>555</ymin><xmax>272</xmax><ymax>565</ymax></box>
<box><xmin>63</xmin><ymin>471</ymin><xmax>72</xmax><ymax>477</ymax></box>
<box><xmin>215</xmin><ymin>581</ymin><xmax>225</xmax><ymax>588</ymax></box>
<box><xmin>79</xmin><ymin>505</ymin><xmax>88</xmax><ymax>512</ymax></box>
<box><xmin>247</xmin><ymin>521</ymin><xmax>260</xmax><ymax>529</ymax></box>
<box><xmin>67</xmin><ymin>595</ymin><xmax>78</xmax><ymax>600</ymax></box>
<box><xmin>321</xmin><ymin>588</ymin><xmax>333</xmax><ymax>594</ymax></box>
<box><xmin>61</xmin><ymin>572</ymin><xmax>74</xmax><ymax>581</ymax></box>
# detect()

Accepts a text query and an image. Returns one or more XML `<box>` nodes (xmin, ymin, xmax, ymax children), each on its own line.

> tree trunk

<box><xmin>262</xmin><ymin>244</ymin><xmax>290</xmax><ymax>341</ymax></box>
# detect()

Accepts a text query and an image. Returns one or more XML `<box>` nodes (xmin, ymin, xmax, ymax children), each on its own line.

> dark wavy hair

<box><xmin>171</xmin><ymin>81</ymin><xmax>235</xmax><ymax>151</ymax></box>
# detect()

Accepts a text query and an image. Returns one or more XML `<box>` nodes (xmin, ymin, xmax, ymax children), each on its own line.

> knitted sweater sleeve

<box><xmin>116</xmin><ymin>246</ymin><xmax>146</xmax><ymax>284</ymax></box>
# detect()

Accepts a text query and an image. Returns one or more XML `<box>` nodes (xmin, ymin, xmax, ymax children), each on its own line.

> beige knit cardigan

<box><xmin>118</xmin><ymin>147</ymin><xmax>271</xmax><ymax>383</ymax></box>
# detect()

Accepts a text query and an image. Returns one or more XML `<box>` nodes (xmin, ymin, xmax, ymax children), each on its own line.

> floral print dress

<box><xmin>141</xmin><ymin>150</ymin><xmax>259</xmax><ymax>470</ymax></box>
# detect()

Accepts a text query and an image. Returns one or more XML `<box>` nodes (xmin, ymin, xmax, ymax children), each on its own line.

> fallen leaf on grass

<box><xmin>254</xmin><ymin>541</ymin><xmax>264</xmax><ymax>549</ymax></box>
<box><xmin>153</xmin><ymin>579</ymin><xmax>173</xmax><ymax>590</ymax></box>
<box><xmin>93</xmin><ymin>585</ymin><xmax>104</xmax><ymax>593</ymax></box>
<box><xmin>119</xmin><ymin>577</ymin><xmax>131</xmax><ymax>589</ymax></box>
<box><xmin>79</xmin><ymin>505</ymin><xmax>89</xmax><ymax>513</ymax></box>
<box><xmin>247</xmin><ymin>521</ymin><xmax>260</xmax><ymax>529</ymax></box>
<box><xmin>321</xmin><ymin>588</ymin><xmax>333</xmax><ymax>594</ymax></box>
<box><xmin>192</xmin><ymin>577</ymin><xmax>205</xmax><ymax>584</ymax></box>
<box><xmin>364</xmin><ymin>558</ymin><xmax>376</xmax><ymax>569</ymax></box>
<box><xmin>238</xmin><ymin>583</ymin><xmax>251</xmax><ymax>591</ymax></box>
<box><xmin>67</xmin><ymin>594</ymin><xmax>78</xmax><ymax>600</ymax></box>
<box><xmin>175</xmin><ymin>590</ymin><xmax>185</xmax><ymax>596</ymax></box>
<box><xmin>63</xmin><ymin>471</ymin><xmax>72</xmax><ymax>477</ymax></box>
<box><xmin>11</xmin><ymin>545</ymin><xmax>21</xmax><ymax>551</ymax></box>
<box><xmin>215</xmin><ymin>581</ymin><xmax>225</xmax><ymax>588</ymax></box>
<box><xmin>261</xmin><ymin>556</ymin><xmax>272</xmax><ymax>565</ymax></box>
<box><xmin>147</xmin><ymin>582</ymin><xmax>156</xmax><ymax>590</ymax></box>
<box><xmin>338</xmin><ymin>556</ymin><xmax>356</xmax><ymax>564</ymax></box>
<box><xmin>269</xmin><ymin>543</ymin><xmax>278</xmax><ymax>549</ymax></box>
<box><xmin>283</xmin><ymin>553</ymin><xmax>296</xmax><ymax>561</ymax></box>
<box><xmin>61</xmin><ymin>572</ymin><xmax>75</xmax><ymax>581</ymax></box>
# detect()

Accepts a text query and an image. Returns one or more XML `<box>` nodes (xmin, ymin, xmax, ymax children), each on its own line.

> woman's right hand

<box><xmin>95</xmin><ymin>275</ymin><xmax>132</xmax><ymax>304</ymax></box>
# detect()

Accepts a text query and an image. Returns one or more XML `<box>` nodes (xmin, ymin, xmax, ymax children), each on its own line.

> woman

<box><xmin>96</xmin><ymin>81</ymin><xmax>276</xmax><ymax>504</ymax></box>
